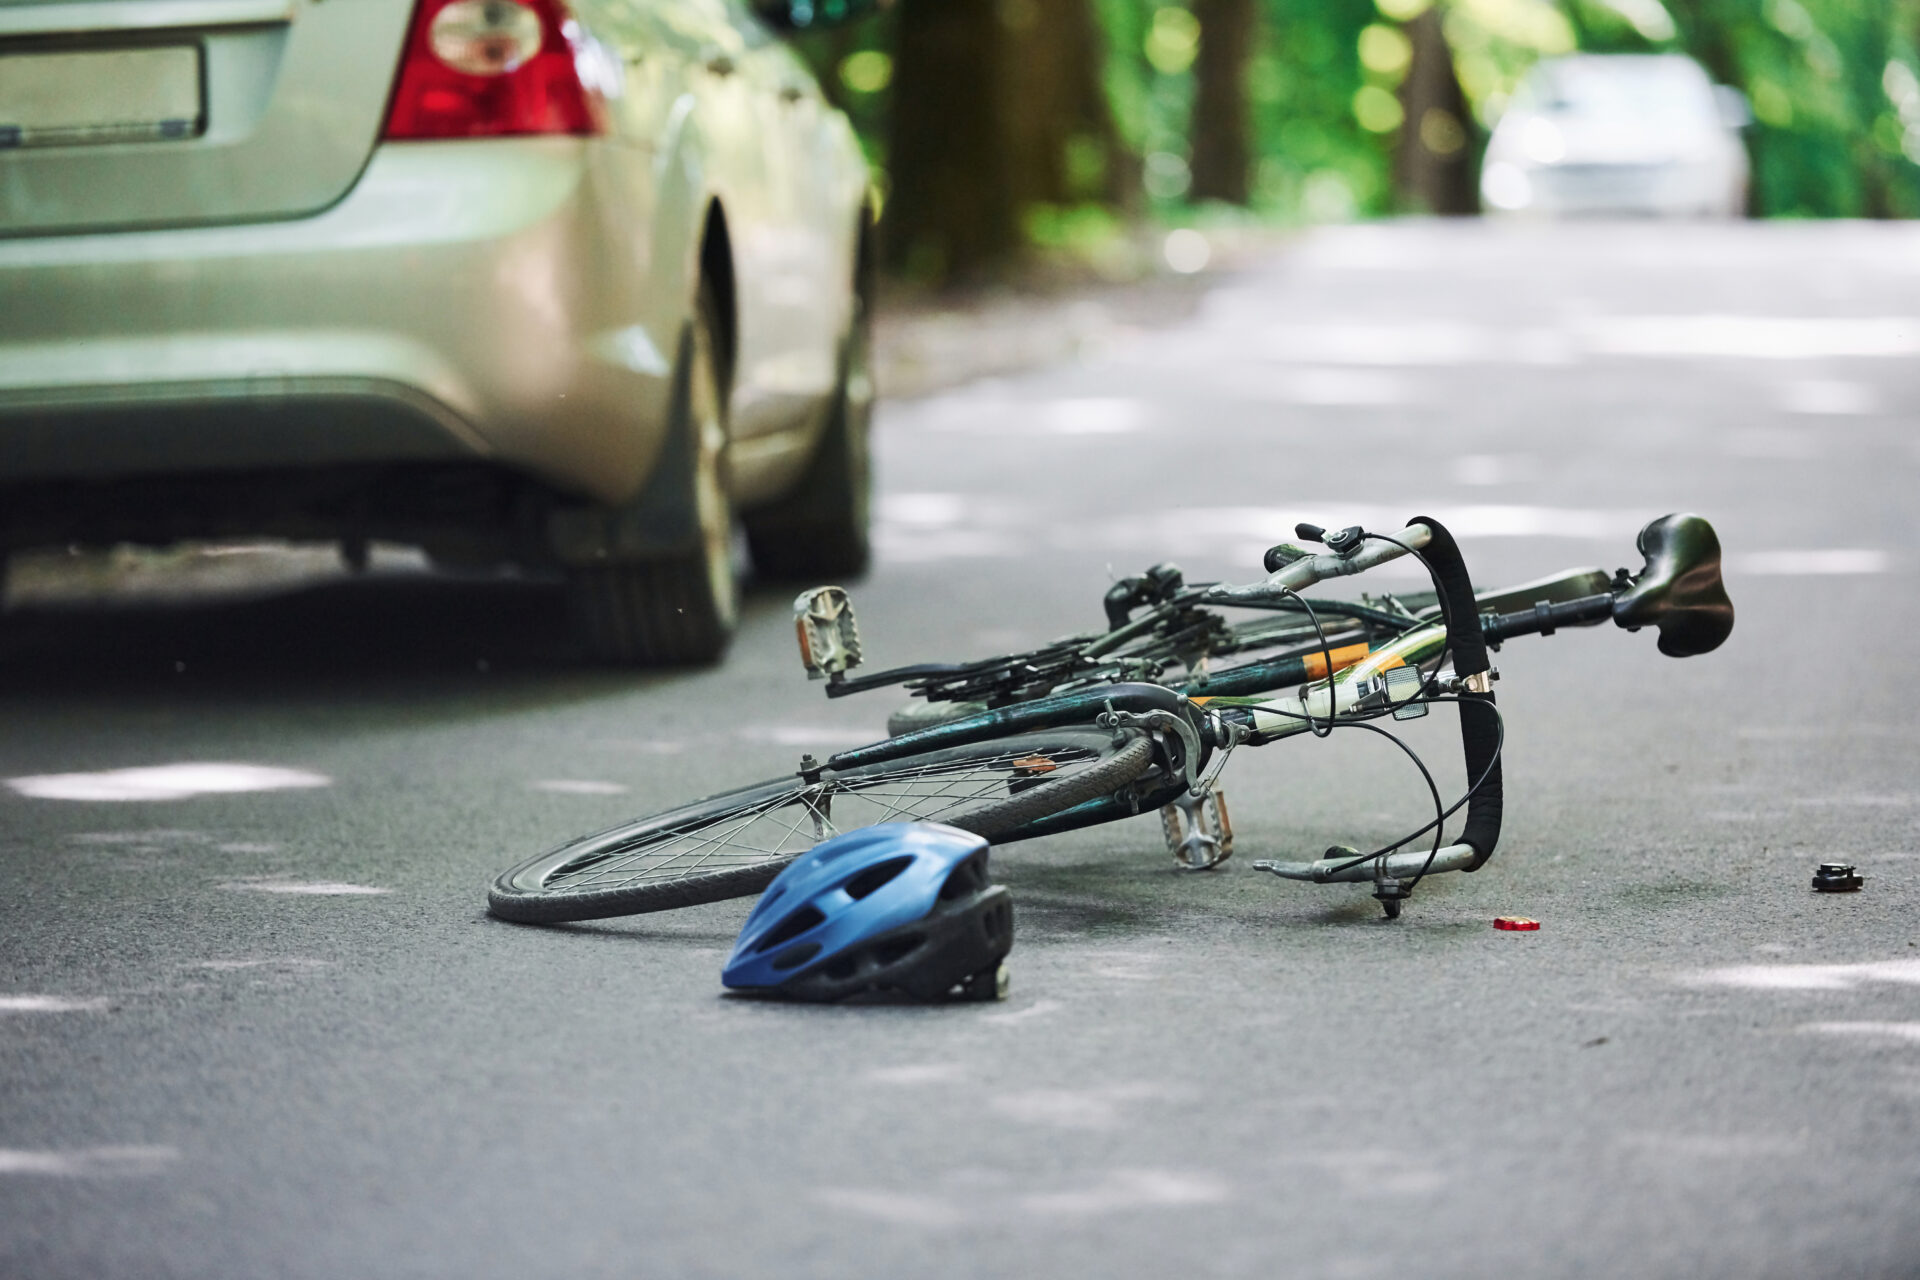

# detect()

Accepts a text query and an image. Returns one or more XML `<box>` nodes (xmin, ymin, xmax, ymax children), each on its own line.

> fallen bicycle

<box><xmin>488</xmin><ymin>512</ymin><xmax>1733</xmax><ymax>923</ymax></box>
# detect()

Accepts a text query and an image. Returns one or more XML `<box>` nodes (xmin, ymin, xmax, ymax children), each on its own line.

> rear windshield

<box><xmin>1516</xmin><ymin>58</ymin><xmax>1716</xmax><ymax>124</ymax></box>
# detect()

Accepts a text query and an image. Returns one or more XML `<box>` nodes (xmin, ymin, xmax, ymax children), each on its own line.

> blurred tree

<box><xmin>1005</xmin><ymin>0</ymin><xmax>1135</xmax><ymax>208</ymax></box>
<box><xmin>884</xmin><ymin>0</ymin><xmax>1130</xmax><ymax>286</ymax></box>
<box><xmin>1393</xmin><ymin>7</ymin><xmax>1477</xmax><ymax>212</ymax></box>
<box><xmin>1190</xmin><ymin>0</ymin><xmax>1258</xmax><ymax>202</ymax></box>
<box><xmin>1255</xmin><ymin>0</ymin><xmax>1383</xmax><ymax>219</ymax></box>
<box><xmin>1667</xmin><ymin>0</ymin><xmax>1920</xmax><ymax>217</ymax></box>
<box><xmin>803</xmin><ymin>0</ymin><xmax>1920</xmax><ymax>282</ymax></box>
<box><xmin>884</xmin><ymin>0</ymin><xmax>1018</xmax><ymax>284</ymax></box>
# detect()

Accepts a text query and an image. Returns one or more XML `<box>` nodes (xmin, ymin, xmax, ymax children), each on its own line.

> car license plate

<box><xmin>0</xmin><ymin>45</ymin><xmax>203</xmax><ymax>149</ymax></box>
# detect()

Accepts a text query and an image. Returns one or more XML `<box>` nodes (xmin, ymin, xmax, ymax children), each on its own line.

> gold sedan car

<box><xmin>0</xmin><ymin>0</ymin><xmax>875</xmax><ymax>662</ymax></box>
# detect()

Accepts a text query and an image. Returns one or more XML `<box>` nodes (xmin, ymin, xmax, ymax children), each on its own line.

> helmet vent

<box><xmin>842</xmin><ymin>856</ymin><xmax>913</xmax><ymax>901</ymax></box>
<box><xmin>771</xmin><ymin>942</ymin><xmax>821</xmax><ymax>972</ymax></box>
<box><xmin>755</xmin><ymin>905</ymin><xmax>826</xmax><ymax>953</ymax></box>
<box><xmin>938</xmin><ymin>853</ymin><xmax>988</xmax><ymax>900</ymax></box>
<box><xmin>869</xmin><ymin>933</ymin><xmax>925</xmax><ymax>967</ymax></box>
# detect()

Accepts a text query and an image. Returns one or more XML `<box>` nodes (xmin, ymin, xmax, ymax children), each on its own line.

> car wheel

<box><xmin>743</xmin><ymin>277</ymin><xmax>872</xmax><ymax>580</ymax></box>
<box><xmin>567</xmin><ymin>282</ymin><xmax>738</xmax><ymax>665</ymax></box>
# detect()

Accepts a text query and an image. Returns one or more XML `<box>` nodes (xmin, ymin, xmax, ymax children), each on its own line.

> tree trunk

<box><xmin>883</xmin><ymin>0</ymin><xmax>1130</xmax><ymax>286</ymax></box>
<box><xmin>1001</xmin><ymin>0</ymin><xmax>1133</xmax><ymax>207</ymax></box>
<box><xmin>1665</xmin><ymin>0</ymin><xmax>1739</xmax><ymax>87</ymax></box>
<box><xmin>1189</xmin><ymin>0</ymin><xmax>1256</xmax><ymax>204</ymax></box>
<box><xmin>1393</xmin><ymin>8</ymin><xmax>1477</xmax><ymax>215</ymax></box>
<box><xmin>884</xmin><ymin>0</ymin><xmax>1019</xmax><ymax>285</ymax></box>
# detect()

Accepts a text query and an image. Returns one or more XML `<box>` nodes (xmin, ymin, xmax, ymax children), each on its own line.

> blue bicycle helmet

<box><xmin>722</xmin><ymin>822</ymin><xmax>1013</xmax><ymax>1002</ymax></box>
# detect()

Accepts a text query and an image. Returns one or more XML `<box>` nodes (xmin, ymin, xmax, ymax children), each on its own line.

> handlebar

<box><xmin>1203</xmin><ymin>522</ymin><xmax>1436</xmax><ymax>603</ymax></box>
<box><xmin>1411</xmin><ymin>516</ymin><xmax>1503</xmax><ymax>873</ymax></box>
<box><xmin>1477</xmin><ymin>513</ymin><xmax>1733</xmax><ymax>656</ymax></box>
<box><xmin>1247</xmin><ymin>512</ymin><xmax>1731</xmax><ymax>910</ymax></box>
<box><xmin>1481</xmin><ymin>593</ymin><xmax>1615</xmax><ymax>644</ymax></box>
<box><xmin>1251</xmin><ymin>516</ymin><xmax>1503</xmax><ymax>908</ymax></box>
<box><xmin>1216</xmin><ymin>512</ymin><xmax>1731</xmax><ymax>658</ymax></box>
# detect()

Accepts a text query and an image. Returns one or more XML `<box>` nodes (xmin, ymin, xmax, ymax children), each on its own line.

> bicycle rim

<box><xmin>487</xmin><ymin>726</ymin><xmax>1152</xmax><ymax>923</ymax></box>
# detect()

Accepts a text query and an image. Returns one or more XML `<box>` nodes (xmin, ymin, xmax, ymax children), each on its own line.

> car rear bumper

<box><xmin>1487</xmin><ymin>158</ymin><xmax>1744</xmax><ymax>217</ymax></box>
<box><xmin>0</xmin><ymin>137</ymin><xmax>679</xmax><ymax>505</ymax></box>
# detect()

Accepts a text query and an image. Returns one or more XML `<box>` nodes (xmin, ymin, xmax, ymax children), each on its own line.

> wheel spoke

<box><xmin>538</xmin><ymin>742</ymin><xmax>1109</xmax><ymax>893</ymax></box>
<box><xmin>555</xmin><ymin>789</ymin><xmax>807</xmax><ymax>886</ymax></box>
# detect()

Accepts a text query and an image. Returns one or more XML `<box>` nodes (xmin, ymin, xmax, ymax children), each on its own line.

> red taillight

<box><xmin>384</xmin><ymin>0</ymin><xmax>605</xmax><ymax>139</ymax></box>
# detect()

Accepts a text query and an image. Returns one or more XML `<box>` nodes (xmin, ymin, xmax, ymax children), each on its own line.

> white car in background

<box><xmin>0</xmin><ymin>0</ymin><xmax>875</xmax><ymax>664</ymax></box>
<box><xmin>1481</xmin><ymin>54</ymin><xmax>1750</xmax><ymax>218</ymax></box>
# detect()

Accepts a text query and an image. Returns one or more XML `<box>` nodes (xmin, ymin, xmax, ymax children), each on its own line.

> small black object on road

<box><xmin>1812</xmin><ymin>862</ymin><xmax>1864</xmax><ymax>892</ymax></box>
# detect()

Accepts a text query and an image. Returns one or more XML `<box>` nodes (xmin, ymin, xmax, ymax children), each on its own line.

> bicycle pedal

<box><xmin>793</xmin><ymin>586</ymin><xmax>862</xmax><ymax>681</ymax></box>
<box><xmin>1161</xmin><ymin>788</ymin><xmax>1234</xmax><ymax>870</ymax></box>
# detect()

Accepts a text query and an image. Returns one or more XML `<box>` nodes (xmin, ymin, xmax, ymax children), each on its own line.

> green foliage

<box><xmin>789</xmin><ymin>0</ymin><xmax>1920</xmax><ymax>278</ymax></box>
<box><xmin>1252</xmin><ymin>0</ymin><xmax>1389</xmax><ymax>217</ymax></box>
<box><xmin>1253</xmin><ymin>0</ymin><xmax>1920</xmax><ymax>218</ymax></box>
<box><xmin>781</xmin><ymin>16</ymin><xmax>898</xmax><ymax>176</ymax></box>
<box><xmin>1670</xmin><ymin>0</ymin><xmax>1920</xmax><ymax>216</ymax></box>
<box><xmin>1098</xmin><ymin>0</ymin><xmax>1200</xmax><ymax>203</ymax></box>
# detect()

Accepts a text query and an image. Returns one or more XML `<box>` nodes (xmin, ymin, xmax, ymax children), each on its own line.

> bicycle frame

<box><xmin>823</xmin><ymin>617</ymin><xmax>1446</xmax><ymax>845</ymax></box>
<box><xmin>490</xmin><ymin>513</ymin><xmax>1732</xmax><ymax>928</ymax></box>
<box><xmin>798</xmin><ymin>511</ymin><xmax>1730</xmax><ymax>917</ymax></box>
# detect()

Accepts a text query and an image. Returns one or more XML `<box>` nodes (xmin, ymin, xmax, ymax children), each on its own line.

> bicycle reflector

<box><xmin>1384</xmin><ymin>665</ymin><xmax>1428</xmax><ymax>720</ymax></box>
<box><xmin>794</xmin><ymin>586</ymin><xmax>863</xmax><ymax>682</ymax></box>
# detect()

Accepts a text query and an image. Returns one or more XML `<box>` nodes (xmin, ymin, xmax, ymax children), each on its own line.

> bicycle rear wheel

<box><xmin>487</xmin><ymin>726</ymin><xmax>1153</xmax><ymax>924</ymax></box>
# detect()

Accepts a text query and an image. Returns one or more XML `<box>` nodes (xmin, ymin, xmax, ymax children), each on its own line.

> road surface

<box><xmin>3</xmin><ymin>220</ymin><xmax>1918</xmax><ymax>1279</ymax></box>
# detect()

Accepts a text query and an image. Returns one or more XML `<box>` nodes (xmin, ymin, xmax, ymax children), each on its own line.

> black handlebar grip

<box><xmin>1407</xmin><ymin>517</ymin><xmax>1489</xmax><ymax>678</ymax></box>
<box><xmin>1453</xmin><ymin>690</ymin><xmax>1502</xmax><ymax>870</ymax></box>
<box><xmin>1408</xmin><ymin>516</ymin><xmax>1502</xmax><ymax>871</ymax></box>
<box><xmin>1481</xmin><ymin>593</ymin><xmax>1615</xmax><ymax>645</ymax></box>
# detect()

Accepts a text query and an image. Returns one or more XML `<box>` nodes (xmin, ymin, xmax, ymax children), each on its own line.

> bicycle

<box><xmin>487</xmin><ymin>512</ymin><xmax>1733</xmax><ymax>923</ymax></box>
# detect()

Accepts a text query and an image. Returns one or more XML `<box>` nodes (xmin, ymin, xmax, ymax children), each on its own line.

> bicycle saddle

<box><xmin>1613</xmin><ymin>513</ymin><xmax>1734</xmax><ymax>657</ymax></box>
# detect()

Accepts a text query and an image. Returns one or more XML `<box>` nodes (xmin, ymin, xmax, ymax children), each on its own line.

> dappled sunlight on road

<box><xmin>1684</xmin><ymin>958</ymin><xmax>1920</xmax><ymax>990</ymax></box>
<box><xmin>7</xmin><ymin>762</ymin><xmax>331</xmax><ymax>801</ymax></box>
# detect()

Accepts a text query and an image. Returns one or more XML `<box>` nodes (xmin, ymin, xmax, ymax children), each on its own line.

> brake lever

<box><xmin>1203</xmin><ymin>522</ymin><xmax>1434</xmax><ymax>606</ymax></box>
<box><xmin>1103</xmin><ymin>562</ymin><xmax>1185</xmax><ymax>629</ymax></box>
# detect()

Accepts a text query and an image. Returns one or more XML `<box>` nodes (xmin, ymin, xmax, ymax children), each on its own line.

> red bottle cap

<box><xmin>1493</xmin><ymin>916</ymin><xmax>1539</xmax><ymax>931</ymax></box>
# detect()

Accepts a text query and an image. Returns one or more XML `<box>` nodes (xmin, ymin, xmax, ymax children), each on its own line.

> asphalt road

<box><xmin>4</xmin><ymin>221</ymin><xmax>1919</xmax><ymax>1279</ymax></box>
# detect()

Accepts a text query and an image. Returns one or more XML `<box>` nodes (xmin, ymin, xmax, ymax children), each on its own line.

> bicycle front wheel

<box><xmin>487</xmin><ymin>726</ymin><xmax>1153</xmax><ymax>924</ymax></box>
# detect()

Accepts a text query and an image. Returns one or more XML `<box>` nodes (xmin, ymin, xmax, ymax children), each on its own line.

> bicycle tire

<box><xmin>487</xmin><ymin>727</ymin><xmax>1153</xmax><ymax>924</ymax></box>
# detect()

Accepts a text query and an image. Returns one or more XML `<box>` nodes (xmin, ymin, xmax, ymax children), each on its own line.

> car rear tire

<box><xmin>567</xmin><ymin>282</ymin><xmax>738</xmax><ymax>665</ymax></box>
<box><xmin>744</xmin><ymin>273</ymin><xmax>872</xmax><ymax>581</ymax></box>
